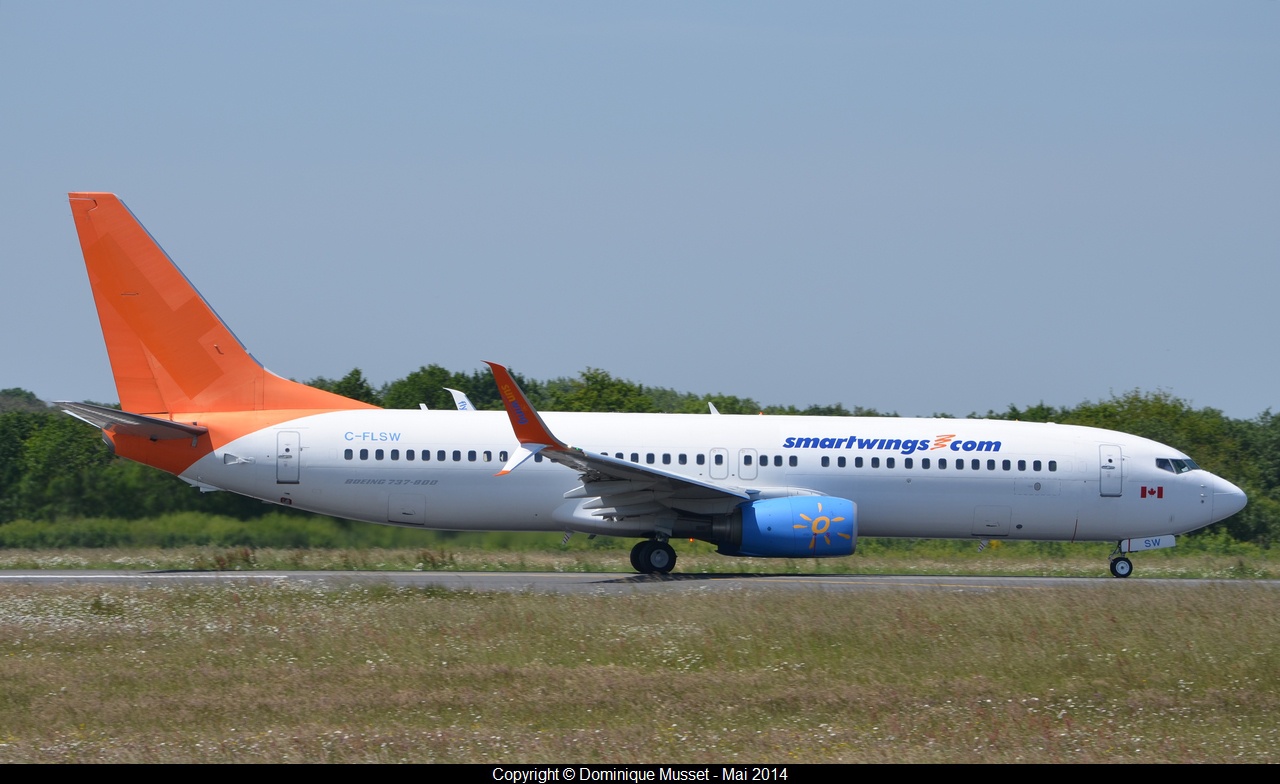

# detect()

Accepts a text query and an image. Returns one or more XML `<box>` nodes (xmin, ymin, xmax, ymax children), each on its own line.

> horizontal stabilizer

<box><xmin>58</xmin><ymin>401</ymin><xmax>208</xmax><ymax>441</ymax></box>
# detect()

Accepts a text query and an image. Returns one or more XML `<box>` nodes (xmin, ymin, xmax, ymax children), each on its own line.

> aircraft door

<box><xmin>276</xmin><ymin>431</ymin><xmax>300</xmax><ymax>484</ymax></box>
<box><xmin>739</xmin><ymin>448</ymin><xmax>758</xmax><ymax>480</ymax></box>
<box><xmin>1099</xmin><ymin>444</ymin><xmax>1123</xmax><ymax>497</ymax></box>
<box><xmin>709</xmin><ymin>448</ymin><xmax>729</xmax><ymax>480</ymax></box>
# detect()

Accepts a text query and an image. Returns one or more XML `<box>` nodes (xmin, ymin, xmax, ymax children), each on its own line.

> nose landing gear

<box><xmin>1109</xmin><ymin>556</ymin><xmax>1133</xmax><ymax>578</ymax></box>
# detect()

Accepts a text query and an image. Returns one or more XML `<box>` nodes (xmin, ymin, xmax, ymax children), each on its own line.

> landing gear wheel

<box><xmin>630</xmin><ymin>540</ymin><xmax>677</xmax><ymax>574</ymax></box>
<box><xmin>1109</xmin><ymin>556</ymin><xmax>1133</xmax><ymax>578</ymax></box>
<box><xmin>629</xmin><ymin>540</ymin><xmax>646</xmax><ymax>572</ymax></box>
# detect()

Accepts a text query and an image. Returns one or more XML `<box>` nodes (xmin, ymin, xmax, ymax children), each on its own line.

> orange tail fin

<box><xmin>68</xmin><ymin>193</ymin><xmax>376</xmax><ymax>415</ymax></box>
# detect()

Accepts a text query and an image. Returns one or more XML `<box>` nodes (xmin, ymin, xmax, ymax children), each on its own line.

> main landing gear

<box><xmin>630</xmin><ymin>539</ymin><xmax>677</xmax><ymax>575</ymax></box>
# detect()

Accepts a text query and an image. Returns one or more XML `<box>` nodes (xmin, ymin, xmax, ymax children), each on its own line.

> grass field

<box><xmin>2</xmin><ymin>575</ymin><xmax>1278</xmax><ymax>763</ymax></box>
<box><xmin>0</xmin><ymin>540</ymin><xmax>1275</xmax><ymax>580</ymax></box>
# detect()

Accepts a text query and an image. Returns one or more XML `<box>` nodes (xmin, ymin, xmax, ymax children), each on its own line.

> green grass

<box><xmin>1</xmin><ymin>581</ymin><xmax>1277</xmax><ymax>762</ymax></box>
<box><xmin>0</xmin><ymin>512</ymin><xmax>1276</xmax><ymax>578</ymax></box>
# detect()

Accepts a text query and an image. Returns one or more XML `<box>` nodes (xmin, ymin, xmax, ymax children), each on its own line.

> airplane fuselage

<box><xmin>143</xmin><ymin>409</ymin><xmax>1232</xmax><ymax>545</ymax></box>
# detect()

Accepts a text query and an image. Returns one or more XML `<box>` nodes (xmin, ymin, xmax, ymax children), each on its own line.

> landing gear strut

<box><xmin>630</xmin><ymin>539</ymin><xmax>677</xmax><ymax>575</ymax></box>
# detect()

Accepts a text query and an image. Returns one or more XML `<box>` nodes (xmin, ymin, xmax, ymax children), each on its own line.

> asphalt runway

<box><xmin>2</xmin><ymin>570</ymin><xmax>1272</xmax><ymax>594</ymax></box>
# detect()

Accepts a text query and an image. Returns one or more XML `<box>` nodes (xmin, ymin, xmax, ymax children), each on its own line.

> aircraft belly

<box><xmin>845</xmin><ymin>476</ymin><xmax>1083</xmax><ymax>541</ymax></box>
<box><xmin>1074</xmin><ymin>478</ymin><xmax>1212</xmax><ymax>539</ymax></box>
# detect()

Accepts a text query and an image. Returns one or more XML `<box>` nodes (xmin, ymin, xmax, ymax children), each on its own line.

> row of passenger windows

<box><xmin>345</xmin><ymin>448</ymin><xmax>511</xmax><ymax>463</ymax></box>
<box><xmin>343</xmin><ymin>447</ymin><xmax>1057</xmax><ymax>473</ymax></box>
<box><xmin>607</xmin><ymin>452</ymin><xmax>797</xmax><ymax>467</ymax></box>
<box><xmin>598</xmin><ymin>452</ymin><xmax>1058</xmax><ymax>472</ymax></box>
<box><xmin>818</xmin><ymin>456</ymin><xmax>1057</xmax><ymax>472</ymax></box>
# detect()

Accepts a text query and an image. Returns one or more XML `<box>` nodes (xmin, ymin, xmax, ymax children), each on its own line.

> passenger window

<box><xmin>789</xmin><ymin>456</ymin><xmax>797</xmax><ymax>467</ymax></box>
<box><xmin>1002</xmin><ymin>459</ymin><xmax>1010</xmax><ymax>471</ymax></box>
<box><xmin>344</xmin><ymin>449</ymin><xmax>353</xmax><ymax>460</ymax></box>
<box><xmin>955</xmin><ymin>459</ymin><xmax>963</xmax><ymax>470</ymax></box>
<box><xmin>375</xmin><ymin>449</ymin><xmax>384</xmax><ymax>460</ymax></box>
<box><xmin>360</xmin><ymin>449</ymin><xmax>369</xmax><ymax>460</ymax></box>
<box><xmin>987</xmin><ymin>459</ymin><xmax>995</xmax><ymax>470</ymax></box>
<box><xmin>774</xmin><ymin>456</ymin><xmax>783</xmax><ymax>467</ymax></box>
<box><xmin>838</xmin><ymin>456</ymin><xmax>847</xmax><ymax>468</ymax></box>
<box><xmin>871</xmin><ymin>457</ymin><xmax>880</xmax><ymax>468</ymax></box>
<box><xmin>631</xmin><ymin>453</ymin><xmax>640</xmax><ymax>463</ymax></box>
<box><xmin>1018</xmin><ymin>460</ymin><xmax>1027</xmax><ymax>471</ymax></box>
<box><xmin>662</xmin><ymin>454</ymin><xmax>671</xmax><ymax>465</ymax></box>
<box><xmin>821</xmin><ymin>456</ymin><xmax>830</xmax><ymax>467</ymax></box>
<box><xmin>939</xmin><ymin>458</ymin><xmax>947</xmax><ymax>469</ymax></box>
<box><xmin>1049</xmin><ymin>460</ymin><xmax>1057</xmax><ymax>472</ymax></box>
<box><xmin>534</xmin><ymin>453</ymin><xmax>543</xmax><ymax>463</ymax></box>
<box><xmin>406</xmin><ymin>450</ymin><xmax>415</xmax><ymax>462</ymax></box>
<box><xmin>500</xmin><ymin>451</ymin><xmax>509</xmax><ymax>462</ymax></box>
<box><xmin>886</xmin><ymin>457</ymin><xmax>895</xmax><ymax>469</ymax></box>
<box><xmin>971</xmin><ymin>459</ymin><xmax>980</xmax><ymax>470</ymax></box>
<box><xmin>697</xmin><ymin>454</ymin><xmax>706</xmax><ymax>466</ymax></box>
<box><xmin>452</xmin><ymin>450</ymin><xmax>462</xmax><ymax>461</ymax></box>
<box><xmin>390</xmin><ymin>449</ymin><xmax>399</xmax><ymax>461</ymax></box>
<box><xmin>646</xmin><ymin>453</ymin><xmax>655</xmax><ymax>464</ymax></box>
<box><xmin>679</xmin><ymin>454</ymin><xmax>687</xmax><ymax>465</ymax></box>
<box><xmin>855</xmin><ymin>456</ymin><xmax>864</xmax><ymax>468</ymax></box>
<box><xmin>922</xmin><ymin>458</ymin><xmax>930</xmax><ymax>469</ymax></box>
<box><xmin>743</xmin><ymin>455</ymin><xmax>753</xmax><ymax>466</ymax></box>
<box><xmin>714</xmin><ymin>454</ymin><xmax>724</xmax><ymax>466</ymax></box>
<box><xmin>483</xmin><ymin>451</ymin><xmax>492</xmax><ymax>462</ymax></box>
<box><xmin>1033</xmin><ymin>460</ymin><xmax>1042</xmax><ymax>472</ymax></box>
<box><xmin>904</xmin><ymin>457</ymin><xmax>913</xmax><ymax>469</ymax></box>
<box><xmin>437</xmin><ymin>450</ymin><xmax>446</xmax><ymax>462</ymax></box>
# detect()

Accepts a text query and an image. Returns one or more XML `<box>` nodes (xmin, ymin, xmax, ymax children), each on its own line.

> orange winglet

<box><xmin>485</xmin><ymin>361</ymin><xmax>566</xmax><ymax>449</ymax></box>
<box><xmin>68</xmin><ymin>193</ymin><xmax>376</xmax><ymax>416</ymax></box>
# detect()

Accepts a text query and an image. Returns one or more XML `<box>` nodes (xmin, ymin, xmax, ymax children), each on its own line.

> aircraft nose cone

<box><xmin>1212</xmin><ymin>475</ymin><xmax>1247</xmax><ymax>521</ymax></box>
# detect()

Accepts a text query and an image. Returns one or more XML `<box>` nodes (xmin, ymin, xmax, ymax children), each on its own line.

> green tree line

<box><xmin>1</xmin><ymin>373</ymin><xmax>1276</xmax><ymax>545</ymax></box>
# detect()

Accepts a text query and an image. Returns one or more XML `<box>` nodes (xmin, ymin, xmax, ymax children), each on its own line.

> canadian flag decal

<box><xmin>1141</xmin><ymin>486</ymin><xmax>1164</xmax><ymax>499</ymax></box>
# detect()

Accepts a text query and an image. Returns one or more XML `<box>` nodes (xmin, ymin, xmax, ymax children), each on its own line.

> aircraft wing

<box><xmin>485</xmin><ymin>362</ymin><xmax>750</xmax><ymax>519</ymax></box>
<box><xmin>57</xmin><ymin>401</ymin><xmax>208</xmax><ymax>441</ymax></box>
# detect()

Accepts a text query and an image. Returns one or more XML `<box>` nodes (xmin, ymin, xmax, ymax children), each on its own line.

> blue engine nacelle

<box><xmin>717</xmin><ymin>496</ymin><xmax>857</xmax><ymax>558</ymax></box>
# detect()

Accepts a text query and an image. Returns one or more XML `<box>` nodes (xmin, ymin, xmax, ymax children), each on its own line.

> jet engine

<box><xmin>714</xmin><ymin>496</ymin><xmax>857</xmax><ymax>558</ymax></box>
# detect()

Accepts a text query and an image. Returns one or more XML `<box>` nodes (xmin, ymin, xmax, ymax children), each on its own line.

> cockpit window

<box><xmin>1156</xmin><ymin>457</ymin><xmax>1199</xmax><ymax>474</ymax></box>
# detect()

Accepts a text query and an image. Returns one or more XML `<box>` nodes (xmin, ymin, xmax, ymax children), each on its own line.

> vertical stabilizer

<box><xmin>68</xmin><ymin>193</ymin><xmax>376</xmax><ymax>415</ymax></box>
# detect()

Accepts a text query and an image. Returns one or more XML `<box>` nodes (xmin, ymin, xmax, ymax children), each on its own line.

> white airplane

<box><xmin>59</xmin><ymin>193</ymin><xmax>1247</xmax><ymax>577</ymax></box>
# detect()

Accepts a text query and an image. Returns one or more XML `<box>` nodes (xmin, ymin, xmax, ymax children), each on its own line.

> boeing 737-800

<box><xmin>59</xmin><ymin>193</ymin><xmax>1247</xmax><ymax>577</ymax></box>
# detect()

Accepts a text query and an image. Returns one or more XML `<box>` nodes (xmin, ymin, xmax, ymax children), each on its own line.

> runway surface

<box><xmin>3</xmin><ymin>570</ymin><xmax>1272</xmax><ymax>593</ymax></box>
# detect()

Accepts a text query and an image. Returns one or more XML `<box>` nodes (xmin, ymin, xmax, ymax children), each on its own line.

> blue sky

<box><xmin>3</xmin><ymin>2</ymin><xmax>1277</xmax><ymax>419</ymax></box>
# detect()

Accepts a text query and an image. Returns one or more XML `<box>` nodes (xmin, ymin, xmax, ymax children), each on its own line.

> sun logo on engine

<box><xmin>794</xmin><ymin>501</ymin><xmax>851</xmax><ymax>550</ymax></box>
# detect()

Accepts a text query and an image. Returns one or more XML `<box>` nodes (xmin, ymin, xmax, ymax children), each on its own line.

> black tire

<box><xmin>629</xmin><ymin>540</ymin><xmax>647</xmax><ymax>573</ymax></box>
<box><xmin>1109</xmin><ymin>557</ymin><xmax>1133</xmax><ymax>578</ymax></box>
<box><xmin>646</xmin><ymin>541</ymin><xmax>676</xmax><ymax>574</ymax></box>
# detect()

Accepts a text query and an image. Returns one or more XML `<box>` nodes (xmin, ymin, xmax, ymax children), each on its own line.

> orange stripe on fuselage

<box><xmin>106</xmin><ymin>409</ymin><xmax>348</xmax><ymax>476</ymax></box>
